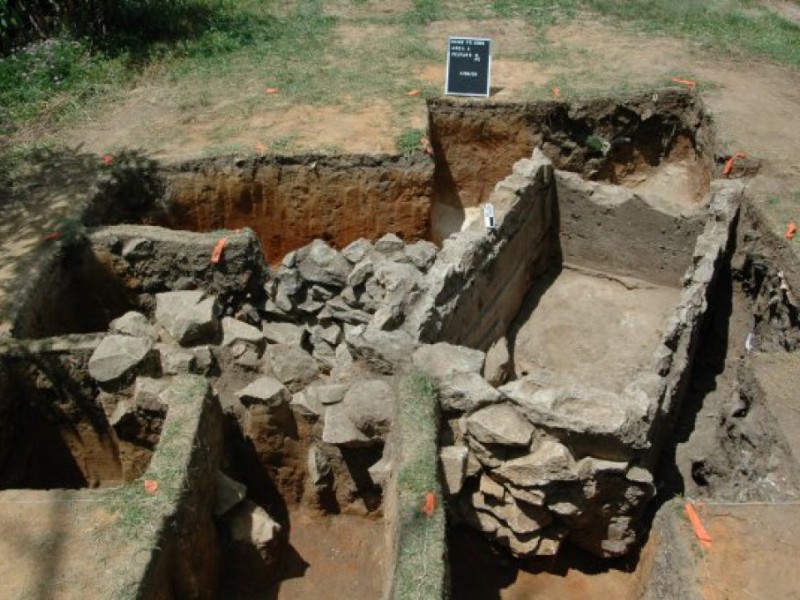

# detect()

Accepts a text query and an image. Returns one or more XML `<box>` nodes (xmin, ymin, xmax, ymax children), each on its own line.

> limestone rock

<box><xmin>322</xmin><ymin>403</ymin><xmax>370</xmax><ymax>446</ymax></box>
<box><xmin>439</xmin><ymin>372</ymin><xmax>503</xmax><ymax>412</ymax></box>
<box><xmin>89</xmin><ymin>335</ymin><xmax>154</xmax><ymax>383</ymax></box>
<box><xmin>307</xmin><ymin>445</ymin><xmax>333</xmax><ymax>489</ymax></box>
<box><xmin>132</xmin><ymin>377</ymin><xmax>168</xmax><ymax>410</ymax></box>
<box><xmin>347</xmin><ymin>259</ymin><xmax>375</xmax><ymax>288</ymax></box>
<box><xmin>266</xmin><ymin>344</ymin><xmax>319</xmax><ymax>390</ymax></box>
<box><xmin>479</xmin><ymin>473</ymin><xmax>506</xmax><ymax>500</ymax></box>
<box><xmin>222</xmin><ymin>499</ymin><xmax>282</xmax><ymax>562</ymax></box>
<box><xmin>342</xmin><ymin>239</ymin><xmax>373</xmax><ymax>264</ymax></box>
<box><xmin>290</xmin><ymin>389</ymin><xmax>323</xmax><ymax>419</ymax></box>
<box><xmin>158</xmin><ymin>344</ymin><xmax>195</xmax><ymax>375</ymax></box>
<box><xmin>236</xmin><ymin>377</ymin><xmax>291</xmax><ymax>408</ymax></box>
<box><xmin>494</xmin><ymin>439</ymin><xmax>577</xmax><ymax>488</ymax></box>
<box><xmin>325</xmin><ymin>298</ymin><xmax>371</xmax><ymax>324</ymax></box>
<box><xmin>315</xmin><ymin>383</ymin><xmax>348</xmax><ymax>406</ymax></box>
<box><xmin>109</xmin><ymin>311</ymin><xmax>156</xmax><ymax>340</ymax></box>
<box><xmin>484</xmin><ymin>337</ymin><xmax>511</xmax><ymax>386</ymax></box>
<box><xmin>375</xmin><ymin>233</ymin><xmax>405</xmax><ymax>254</ymax></box>
<box><xmin>412</xmin><ymin>343</ymin><xmax>486</xmax><ymax>379</ymax></box>
<box><xmin>500</xmin><ymin>380</ymin><xmax>633</xmax><ymax>438</ymax></box>
<box><xmin>192</xmin><ymin>346</ymin><xmax>216</xmax><ymax>374</ymax></box>
<box><xmin>404</xmin><ymin>240</ymin><xmax>438</xmax><ymax>271</ymax></box>
<box><xmin>215</xmin><ymin>471</ymin><xmax>247</xmax><ymax>516</ymax></box>
<box><xmin>343</xmin><ymin>379</ymin><xmax>395</xmax><ymax>441</ymax></box>
<box><xmin>466</xmin><ymin>403</ymin><xmax>533</xmax><ymax>447</ymax></box>
<box><xmin>262</xmin><ymin>321</ymin><xmax>306</xmax><ymax>347</ymax></box>
<box><xmin>368</xmin><ymin>455</ymin><xmax>392</xmax><ymax>487</ymax></box>
<box><xmin>345</xmin><ymin>326</ymin><xmax>416</xmax><ymax>374</ymax></box>
<box><xmin>155</xmin><ymin>291</ymin><xmax>220</xmax><ymax>346</ymax></box>
<box><xmin>296</xmin><ymin>239</ymin><xmax>351</xmax><ymax>288</ymax></box>
<box><xmin>440</xmin><ymin>446</ymin><xmax>469</xmax><ymax>495</ymax></box>
<box><xmin>222</xmin><ymin>317</ymin><xmax>265</xmax><ymax>348</ymax></box>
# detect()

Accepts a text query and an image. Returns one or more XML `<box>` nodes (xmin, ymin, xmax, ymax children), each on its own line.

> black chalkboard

<box><xmin>445</xmin><ymin>37</ymin><xmax>491</xmax><ymax>97</ymax></box>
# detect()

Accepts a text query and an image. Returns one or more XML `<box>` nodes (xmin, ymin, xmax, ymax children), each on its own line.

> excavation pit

<box><xmin>2</xmin><ymin>88</ymin><xmax>795</xmax><ymax>599</ymax></box>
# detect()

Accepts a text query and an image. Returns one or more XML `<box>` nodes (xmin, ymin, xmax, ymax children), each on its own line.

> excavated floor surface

<box><xmin>263</xmin><ymin>509</ymin><xmax>385</xmax><ymax>600</ymax></box>
<box><xmin>0</xmin><ymin>491</ymin><xmax>130</xmax><ymax>599</ymax></box>
<box><xmin>509</xmin><ymin>266</ymin><xmax>680</xmax><ymax>392</ymax></box>
<box><xmin>449</xmin><ymin>525</ymin><xmax>651</xmax><ymax>600</ymax></box>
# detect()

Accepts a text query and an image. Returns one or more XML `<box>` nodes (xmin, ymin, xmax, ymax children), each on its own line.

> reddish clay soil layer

<box><xmin>428</xmin><ymin>89</ymin><xmax>714</xmax><ymax>210</ymax></box>
<box><xmin>221</xmin><ymin>508</ymin><xmax>386</xmax><ymax>600</ymax></box>
<box><xmin>157</xmin><ymin>155</ymin><xmax>433</xmax><ymax>264</ymax></box>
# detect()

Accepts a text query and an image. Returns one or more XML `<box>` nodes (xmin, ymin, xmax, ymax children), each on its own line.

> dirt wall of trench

<box><xmin>427</xmin><ymin>88</ymin><xmax>715</xmax><ymax>211</ymax></box>
<box><xmin>156</xmin><ymin>154</ymin><xmax>434</xmax><ymax>264</ymax></box>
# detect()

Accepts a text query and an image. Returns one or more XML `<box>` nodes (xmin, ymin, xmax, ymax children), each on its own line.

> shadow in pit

<box><xmin>655</xmin><ymin>257</ymin><xmax>735</xmax><ymax>500</ymax></box>
<box><xmin>219</xmin><ymin>420</ymin><xmax>309</xmax><ymax>599</ymax></box>
<box><xmin>448</xmin><ymin>523</ymin><xmax>643</xmax><ymax>600</ymax></box>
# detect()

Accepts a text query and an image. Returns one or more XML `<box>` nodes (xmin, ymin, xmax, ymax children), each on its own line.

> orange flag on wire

<box><xmin>422</xmin><ymin>491</ymin><xmax>436</xmax><ymax>517</ymax></box>
<box><xmin>685</xmin><ymin>501</ymin><xmax>712</xmax><ymax>550</ymax></box>
<box><xmin>211</xmin><ymin>238</ymin><xmax>228</xmax><ymax>264</ymax></box>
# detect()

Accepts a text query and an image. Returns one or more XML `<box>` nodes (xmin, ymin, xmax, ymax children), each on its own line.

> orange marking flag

<box><xmin>406</xmin><ymin>89</ymin><xmax>421</xmax><ymax>96</ymax></box>
<box><xmin>552</xmin><ymin>87</ymin><xmax>561</xmax><ymax>98</ymax></box>
<box><xmin>723</xmin><ymin>151</ymin><xmax>747</xmax><ymax>177</ymax></box>
<box><xmin>786</xmin><ymin>222</ymin><xmax>797</xmax><ymax>241</ymax></box>
<box><xmin>684</xmin><ymin>501</ymin><xmax>712</xmax><ymax>550</ymax></box>
<box><xmin>265</xmin><ymin>87</ymin><xmax>280</xmax><ymax>94</ymax></box>
<box><xmin>211</xmin><ymin>237</ymin><xmax>228</xmax><ymax>264</ymax></box>
<box><xmin>671</xmin><ymin>77</ymin><xmax>697</xmax><ymax>88</ymax></box>
<box><xmin>143</xmin><ymin>479</ymin><xmax>159</xmax><ymax>495</ymax></box>
<box><xmin>422</xmin><ymin>491</ymin><xmax>436</xmax><ymax>517</ymax></box>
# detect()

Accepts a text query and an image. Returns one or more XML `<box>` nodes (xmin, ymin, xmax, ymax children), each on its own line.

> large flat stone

<box><xmin>466</xmin><ymin>403</ymin><xmax>533</xmax><ymax>447</ymax></box>
<box><xmin>88</xmin><ymin>335</ymin><xmax>154</xmax><ymax>383</ymax></box>
<box><xmin>155</xmin><ymin>291</ymin><xmax>220</xmax><ymax>346</ymax></box>
<box><xmin>412</xmin><ymin>343</ymin><xmax>486</xmax><ymax>379</ymax></box>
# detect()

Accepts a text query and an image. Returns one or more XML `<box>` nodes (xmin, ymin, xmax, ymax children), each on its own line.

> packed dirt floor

<box><xmin>509</xmin><ymin>266</ymin><xmax>680</xmax><ymax>392</ymax></box>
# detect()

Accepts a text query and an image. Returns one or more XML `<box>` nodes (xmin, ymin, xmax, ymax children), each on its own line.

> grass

<box><xmin>584</xmin><ymin>0</ymin><xmax>800</xmax><ymax>67</ymax></box>
<box><xmin>396</xmin><ymin>128</ymin><xmax>426</xmax><ymax>156</ymax></box>
<box><xmin>393</xmin><ymin>372</ymin><xmax>447</xmax><ymax>600</ymax></box>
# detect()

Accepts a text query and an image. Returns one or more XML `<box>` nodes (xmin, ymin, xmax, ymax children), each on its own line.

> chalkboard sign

<box><xmin>445</xmin><ymin>37</ymin><xmax>492</xmax><ymax>97</ymax></box>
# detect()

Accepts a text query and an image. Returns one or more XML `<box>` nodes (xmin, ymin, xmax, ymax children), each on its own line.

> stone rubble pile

<box><xmin>414</xmin><ymin>342</ymin><xmax>657</xmax><ymax>558</ymax></box>
<box><xmin>264</xmin><ymin>234</ymin><xmax>437</xmax><ymax>368</ymax></box>
<box><xmin>85</xmin><ymin>280</ymin><xmax>404</xmax><ymax>514</ymax></box>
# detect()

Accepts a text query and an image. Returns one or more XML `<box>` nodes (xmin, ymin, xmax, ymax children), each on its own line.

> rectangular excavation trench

<box><xmin>4</xmin><ymin>88</ymin><xmax>787</xmax><ymax>599</ymax></box>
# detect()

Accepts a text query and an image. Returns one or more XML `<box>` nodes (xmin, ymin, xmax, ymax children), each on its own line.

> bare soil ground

<box><xmin>510</xmin><ymin>266</ymin><xmax>680</xmax><ymax>392</ymax></box>
<box><xmin>0</xmin><ymin>490</ymin><xmax>130</xmax><ymax>600</ymax></box>
<box><xmin>266</xmin><ymin>508</ymin><xmax>385</xmax><ymax>600</ymax></box>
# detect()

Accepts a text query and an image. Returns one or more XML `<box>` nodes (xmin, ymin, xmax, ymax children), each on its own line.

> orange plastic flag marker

<box><xmin>786</xmin><ymin>222</ymin><xmax>797</xmax><ymax>241</ymax></box>
<box><xmin>684</xmin><ymin>501</ymin><xmax>712</xmax><ymax>550</ymax></box>
<box><xmin>723</xmin><ymin>151</ymin><xmax>747</xmax><ymax>177</ymax></box>
<box><xmin>406</xmin><ymin>89</ymin><xmax>421</xmax><ymax>96</ymax></box>
<box><xmin>265</xmin><ymin>87</ymin><xmax>280</xmax><ymax>94</ymax></box>
<box><xmin>552</xmin><ymin>86</ymin><xmax>561</xmax><ymax>98</ymax></box>
<box><xmin>143</xmin><ymin>479</ymin><xmax>159</xmax><ymax>495</ymax></box>
<box><xmin>255</xmin><ymin>143</ymin><xmax>267</xmax><ymax>155</ymax></box>
<box><xmin>422</xmin><ymin>491</ymin><xmax>436</xmax><ymax>517</ymax></box>
<box><xmin>671</xmin><ymin>77</ymin><xmax>697</xmax><ymax>88</ymax></box>
<box><xmin>101</xmin><ymin>154</ymin><xmax>114</xmax><ymax>165</ymax></box>
<box><xmin>211</xmin><ymin>237</ymin><xmax>228</xmax><ymax>264</ymax></box>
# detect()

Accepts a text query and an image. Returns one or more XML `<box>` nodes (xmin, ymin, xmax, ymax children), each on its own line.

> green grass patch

<box><xmin>396</xmin><ymin>128</ymin><xmax>426</xmax><ymax>155</ymax></box>
<box><xmin>584</xmin><ymin>0</ymin><xmax>800</xmax><ymax>66</ymax></box>
<box><xmin>393</xmin><ymin>372</ymin><xmax>446</xmax><ymax>600</ymax></box>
